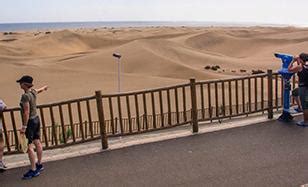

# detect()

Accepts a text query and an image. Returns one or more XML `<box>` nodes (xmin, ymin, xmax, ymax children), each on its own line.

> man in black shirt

<box><xmin>288</xmin><ymin>53</ymin><xmax>308</xmax><ymax>126</ymax></box>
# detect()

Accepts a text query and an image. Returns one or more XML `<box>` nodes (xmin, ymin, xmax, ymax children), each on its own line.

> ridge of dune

<box><xmin>48</xmin><ymin>39</ymin><xmax>224</xmax><ymax>81</ymax></box>
<box><xmin>0</xmin><ymin>30</ymin><xmax>128</xmax><ymax>58</ymax></box>
<box><xmin>0</xmin><ymin>42</ymin><xmax>35</xmax><ymax>57</ymax></box>
<box><xmin>185</xmin><ymin>31</ymin><xmax>292</xmax><ymax>58</ymax></box>
<box><xmin>30</xmin><ymin>30</ymin><xmax>91</xmax><ymax>56</ymax></box>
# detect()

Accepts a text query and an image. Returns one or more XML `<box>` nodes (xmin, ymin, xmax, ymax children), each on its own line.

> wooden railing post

<box><xmin>267</xmin><ymin>70</ymin><xmax>273</xmax><ymax>119</ymax></box>
<box><xmin>95</xmin><ymin>91</ymin><xmax>108</xmax><ymax>150</ymax></box>
<box><xmin>190</xmin><ymin>78</ymin><xmax>198</xmax><ymax>133</ymax></box>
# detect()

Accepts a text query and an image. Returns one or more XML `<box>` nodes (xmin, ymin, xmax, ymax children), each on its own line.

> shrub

<box><xmin>204</xmin><ymin>65</ymin><xmax>222</xmax><ymax>71</ymax></box>
<box><xmin>211</xmin><ymin>66</ymin><xmax>218</xmax><ymax>71</ymax></box>
<box><xmin>66</xmin><ymin>128</ymin><xmax>72</xmax><ymax>139</ymax></box>
<box><xmin>214</xmin><ymin>65</ymin><xmax>221</xmax><ymax>69</ymax></box>
<box><xmin>252</xmin><ymin>69</ymin><xmax>265</xmax><ymax>75</ymax></box>
<box><xmin>219</xmin><ymin>105</ymin><xmax>225</xmax><ymax>115</ymax></box>
<box><xmin>5</xmin><ymin>32</ymin><xmax>15</xmax><ymax>35</ymax></box>
<box><xmin>204</xmin><ymin>65</ymin><xmax>211</xmax><ymax>70</ymax></box>
<box><xmin>58</xmin><ymin>127</ymin><xmax>73</xmax><ymax>144</ymax></box>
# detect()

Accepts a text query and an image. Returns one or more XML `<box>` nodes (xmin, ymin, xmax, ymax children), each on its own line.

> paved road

<box><xmin>1</xmin><ymin>119</ymin><xmax>308</xmax><ymax>187</ymax></box>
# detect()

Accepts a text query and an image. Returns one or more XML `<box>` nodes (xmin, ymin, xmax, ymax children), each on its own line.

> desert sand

<box><xmin>1</xmin><ymin>26</ymin><xmax>308</xmax><ymax>107</ymax></box>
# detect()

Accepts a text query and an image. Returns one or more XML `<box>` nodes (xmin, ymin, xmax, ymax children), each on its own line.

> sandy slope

<box><xmin>1</xmin><ymin>26</ymin><xmax>308</xmax><ymax>106</ymax></box>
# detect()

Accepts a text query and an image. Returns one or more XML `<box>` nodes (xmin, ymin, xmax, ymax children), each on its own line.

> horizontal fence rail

<box><xmin>1</xmin><ymin>70</ymin><xmax>296</xmax><ymax>154</ymax></box>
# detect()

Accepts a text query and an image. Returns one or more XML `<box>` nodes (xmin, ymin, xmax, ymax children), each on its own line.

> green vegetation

<box><xmin>204</xmin><ymin>65</ymin><xmax>211</xmax><ymax>70</ymax></box>
<box><xmin>205</xmin><ymin>65</ymin><xmax>221</xmax><ymax>71</ymax></box>
<box><xmin>252</xmin><ymin>69</ymin><xmax>265</xmax><ymax>75</ymax></box>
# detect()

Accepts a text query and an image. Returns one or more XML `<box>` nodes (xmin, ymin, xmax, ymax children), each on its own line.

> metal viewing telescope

<box><xmin>275</xmin><ymin>53</ymin><xmax>294</xmax><ymax>122</ymax></box>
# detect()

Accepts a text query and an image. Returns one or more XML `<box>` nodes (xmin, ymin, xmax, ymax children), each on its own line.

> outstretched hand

<box><xmin>43</xmin><ymin>85</ymin><xmax>48</xmax><ymax>91</ymax></box>
<box><xmin>36</xmin><ymin>85</ymin><xmax>49</xmax><ymax>94</ymax></box>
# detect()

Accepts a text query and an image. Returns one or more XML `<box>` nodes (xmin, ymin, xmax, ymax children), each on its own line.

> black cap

<box><xmin>16</xmin><ymin>75</ymin><xmax>33</xmax><ymax>85</ymax></box>
<box><xmin>299</xmin><ymin>53</ymin><xmax>308</xmax><ymax>62</ymax></box>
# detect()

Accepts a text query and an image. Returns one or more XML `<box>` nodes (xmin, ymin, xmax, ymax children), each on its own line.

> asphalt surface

<box><xmin>1</xmin><ymin>118</ymin><xmax>308</xmax><ymax>187</ymax></box>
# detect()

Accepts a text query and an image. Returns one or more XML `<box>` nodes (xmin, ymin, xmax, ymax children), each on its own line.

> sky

<box><xmin>0</xmin><ymin>0</ymin><xmax>307</xmax><ymax>26</ymax></box>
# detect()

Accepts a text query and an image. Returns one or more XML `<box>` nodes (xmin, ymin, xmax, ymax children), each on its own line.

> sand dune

<box><xmin>1</xmin><ymin>26</ymin><xmax>308</xmax><ymax>106</ymax></box>
<box><xmin>186</xmin><ymin>30</ymin><xmax>293</xmax><ymax>58</ymax></box>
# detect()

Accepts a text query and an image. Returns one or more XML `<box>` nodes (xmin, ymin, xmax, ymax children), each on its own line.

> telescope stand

<box><xmin>278</xmin><ymin>110</ymin><xmax>293</xmax><ymax>122</ymax></box>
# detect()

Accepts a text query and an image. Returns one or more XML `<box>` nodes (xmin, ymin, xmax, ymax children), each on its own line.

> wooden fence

<box><xmin>1</xmin><ymin>70</ymin><xmax>298</xmax><ymax>154</ymax></box>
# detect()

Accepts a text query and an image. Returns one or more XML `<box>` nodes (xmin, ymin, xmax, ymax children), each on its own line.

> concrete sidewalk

<box><xmin>1</xmin><ymin>113</ymin><xmax>308</xmax><ymax>187</ymax></box>
<box><xmin>4</xmin><ymin>112</ymin><xmax>288</xmax><ymax>170</ymax></box>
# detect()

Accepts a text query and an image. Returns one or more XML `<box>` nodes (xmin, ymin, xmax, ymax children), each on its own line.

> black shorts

<box><xmin>292</xmin><ymin>88</ymin><xmax>299</xmax><ymax>97</ymax></box>
<box><xmin>299</xmin><ymin>87</ymin><xmax>308</xmax><ymax>110</ymax></box>
<box><xmin>25</xmin><ymin>116</ymin><xmax>41</xmax><ymax>144</ymax></box>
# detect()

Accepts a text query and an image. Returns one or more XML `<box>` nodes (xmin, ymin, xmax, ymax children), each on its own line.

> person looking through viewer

<box><xmin>288</xmin><ymin>53</ymin><xmax>308</xmax><ymax>126</ymax></box>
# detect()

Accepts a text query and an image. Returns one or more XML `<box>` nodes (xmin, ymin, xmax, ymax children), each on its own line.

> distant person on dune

<box><xmin>17</xmin><ymin>75</ymin><xmax>48</xmax><ymax>180</ymax></box>
<box><xmin>288</xmin><ymin>53</ymin><xmax>308</xmax><ymax>126</ymax></box>
<box><xmin>0</xmin><ymin>99</ymin><xmax>7</xmax><ymax>171</ymax></box>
